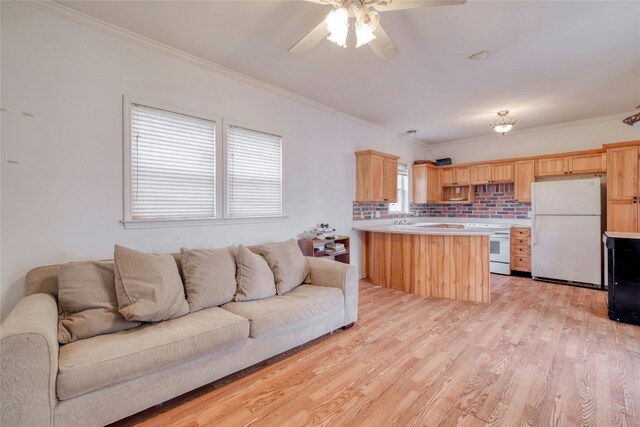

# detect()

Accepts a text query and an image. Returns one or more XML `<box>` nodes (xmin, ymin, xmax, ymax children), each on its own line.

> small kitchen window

<box><xmin>389</xmin><ymin>162</ymin><xmax>409</xmax><ymax>213</ymax></box>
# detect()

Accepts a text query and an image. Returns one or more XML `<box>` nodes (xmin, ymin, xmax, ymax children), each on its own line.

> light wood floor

<box><xmin>113</xmin><ymin>276</ymin><xmax>640</xmax><ymax>427</ymax></box>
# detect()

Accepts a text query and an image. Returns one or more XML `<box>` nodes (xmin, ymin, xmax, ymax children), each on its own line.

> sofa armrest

<box><xmin>1</xmin><ymin>293</ymin><xmax>59</xmax><ymax>427</ymax></box>
<box><xmin>305</xmin><ymin>257</ymin><xmax>358</xmax><ymax>326</ymax></box>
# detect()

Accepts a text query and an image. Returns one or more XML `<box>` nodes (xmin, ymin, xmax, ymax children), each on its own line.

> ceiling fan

<box><xmin>289</xmin><ymin>0</ymin><xmax>467</xmax><ymax>60</ymax></box>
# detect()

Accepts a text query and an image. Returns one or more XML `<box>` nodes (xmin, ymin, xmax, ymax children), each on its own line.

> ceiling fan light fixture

<box><xmin>623</xmin><ymin>105</ymin><xmax>640</xmax><ymax>129</ymax></box>
<box><xmin>325</xmin><ymin>7</ymin><xmax>349</xmax><ymax>48</ymax></box>
<box><xmin>355</xmin><ymin>8</ymin><xmax>379</xmax><ymax>48</ymax></box>
<box><xmin>490</xmin><ymin>110</ymin><xmax>517</xmax><ymax>135</ymax></box>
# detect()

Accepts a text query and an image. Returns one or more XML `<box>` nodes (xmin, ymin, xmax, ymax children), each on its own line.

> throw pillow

<box><xmin>235</xmin><ymin>244</ymin><xmax>277</xmax><ymax>302</ymax></box>
<box><xmin>180</xmin><ymin>246</ymin><xmax>238</xmax><ymax>312</ymax></box>
<box><xmin>57</xmin><ymin>261</ymin><xmax>140</xmax><ymax>344</ymax></box>
<box><xmin>114</xmin><ymin>245</ymin><xmax>189</xmax><ymax>322</ymax></box>
<box><xmin>261</xmin><ymin>239</ymin><xmax>310</xmax><ymax>295</ymax></box>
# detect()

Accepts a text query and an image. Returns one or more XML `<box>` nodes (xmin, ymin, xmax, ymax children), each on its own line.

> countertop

<box><xmin>605</xmin><ymin>231</ymin><xmax>640</xmax><ymax>240</ymax></box>
<box><xmin>353</xmin><ymin>217</ymin><xmax>531</xmax><ymax>229</ymax></box>
<box><xmin>352</xmin><ymin>223</ymin><xmax>496</xmax><ymax>236</ymax></box>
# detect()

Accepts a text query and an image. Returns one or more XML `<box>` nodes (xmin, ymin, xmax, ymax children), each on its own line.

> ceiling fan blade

<box><xmin>373</xmin><ymin>0</ymin><xmax>466</xmax><ymax>12</ymax></box>
<box><xmin>289</xmin><ymin>20</ymin><xmax>330</xmax><ymax>54</ymax></box>
<box><xmin>368</xmin><ymin>24</ymin><xmax>399</xmax><ymax>60</ymax></box>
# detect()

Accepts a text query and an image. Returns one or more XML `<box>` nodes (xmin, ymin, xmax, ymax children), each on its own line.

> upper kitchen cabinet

<box><xmin>514</xmin><ymin>160</ymin><xmax>535</xmax><ymax>203</ymax></box>
<box><xmin>471</xmin><ymin>163</ymin><xmax>514</xmax><ymax>184</ymax></box>
<box><xmin>568</xmin><ymin>152</ymin><xmax>606</xmax><ymax>174</ymax></box>
<box><xmin>535</xmin><ymin>151</ymin><xmax>606</xmax><ymax>177</ymax></box>
<box><xmin>412</xmin><ymin>164</ymin><xmax>440</xmax><ymax>203</ymax></box>
<box><xmin>535</xmin><ymin>156</ymin><xmax>567</xmax><ymax>177</ymax></box>
<box><xmin>606</xmin><ymin>144</ymin><xmax>640</xmax><ymax>232</ymax></box>
<box><xmin>607</xmin><ymin>145</ymin><xmax>638</xmax><ymax>201</ymax></box>
<box><xmin>491</xmin><ymin>163</ymin><xmax>515</xmax><ymax>183</ymax></box>
<box><xmin>441</xmin><ymin>166</ymin><xmax>470</xmax><ymax>186</ymax></box>
<box><xmin>470</xmin><ymin>164</ymin><xmax>492</xmax><ymax>184</ymax></box>
<box><xmin>355</xmin><ymin>150</ymin><xmax>399</xmax><ymax>202</ymax></box>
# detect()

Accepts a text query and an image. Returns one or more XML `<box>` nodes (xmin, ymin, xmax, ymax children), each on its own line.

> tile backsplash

<box><xmin>353</xmin><ymin>183</ymin><xmax>531</xmax><ymax>220</ymax></box>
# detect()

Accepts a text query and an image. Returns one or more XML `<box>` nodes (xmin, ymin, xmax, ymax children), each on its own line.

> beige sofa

<box><xmin>0</xmin><ymin>253</ymin><xmax>357</xmax><ymax>427</ymax></box>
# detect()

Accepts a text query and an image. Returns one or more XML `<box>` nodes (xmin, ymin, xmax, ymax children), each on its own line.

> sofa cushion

<box><xmin>114</xmin><ymin>245</ymin><xmax>189</xmax><ymax>322</ymax></box>
<box><xmin>57</xmin><ymin>307</ymin><xmax>249</xmax><ymax>400</ymax></box>
<box><xmin>235</xmin><ymin>245</ymin><xmax>277</xmax><ymax>302</ymax></box>
<box><xmin>180</xmin><ymin>246</ymin><xmax>238</xmax><ymax>312</ymax></box>
<box><xmin>261</xmin><ymin>239</ymin><xmax>310</xmax><ymax>295</ymax></box>
<box><xmin>57</xmin><ymin>261</ymin><xmax>140</xmax><ymax>344</ymax></box>
<box><xmin>222</xmin><ymin>285</ymin><xmax>343</xmax><ymax>338</ymax></box>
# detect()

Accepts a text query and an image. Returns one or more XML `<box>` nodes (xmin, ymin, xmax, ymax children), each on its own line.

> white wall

<box><xmin>428</xmin><ymin>115</ymin><xmax>639</xmax><ymax>164</ymax></box>
<box><xmin>0</xmin><ymin>3</ymin><xmax>431</xmax><ymax>319</ymax></box>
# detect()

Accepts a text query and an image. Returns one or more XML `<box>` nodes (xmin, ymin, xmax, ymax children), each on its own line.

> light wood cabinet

<box><xmin>384</xmin><ymin>158</ymin><xmax>397</xmax><ymax>202</ymax></box>
<box><xmin>511</xmin><ymin>227</ymin><xmax>531</xmax><ymax>273</ymax></box>
<box><xmin>606</xmin><ymin>145</ymin><xmax>640</xmax><ymax>232</ymax></box>
<box><xmin>470</xmin><ymin>164</ymin><xmax>492</xmax><ymax>185</ymax></box>
<box><xmin>607</xmin><ymin>200</ymin><xmax>638</xmax><ymax>232</ymax></box>
<box><xmin>514</xmin><ymin>160</ymin><xmax>535</xmax><ymax>203</ymax></box>
<box><xmin>412</xmin><ymin>164</ymin><xmax>440</xmax><ymax>204</ymax></box>
<box><xmin>535</xmin><ymin>152</ymin><xmax>606</xmax><ymax>177</ymax></box>
<box><xmin>442</xmin><ymin>166</ymin><xmax>470</xmax><ymax>186</ymax></box>
<box><xmin>568</xmin><ymin>153</ymin><xmax>606</xmax><ymax>174</ymax></box>
<box><xmin>535</xmin><ymin>157</ymin><xmax>567</xmax><ymax>177</ymax></box>
<box><xmin>607</xmin><ymin>146</ymin><xmax>638</xmax><ymax>201</ymax></box>
<box><xmin>492</xmin><ymin>163</ymin><xmax>514</xmax><ymax>183</ymax></box>
<box><xmin>470</xmin><ymin>163</ymin><xmax>514</xmax><ymax>184</ymax></box>
<box><xmin>355</xmin><ymin>150</ymin><xmax>399</xmax><ymax>202</ymax></box>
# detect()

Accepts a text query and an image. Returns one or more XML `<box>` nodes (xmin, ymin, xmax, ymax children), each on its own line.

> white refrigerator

<box><xmin>531</xmin><ymin>178</ymin><xmax>603</xmax><ymax>288</ymax></box>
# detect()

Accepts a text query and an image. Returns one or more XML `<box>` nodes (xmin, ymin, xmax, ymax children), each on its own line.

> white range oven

<box><xmin>465</xmin><ymin>223</ymin><xmax>512</xmax><ymax>275</ymax></box>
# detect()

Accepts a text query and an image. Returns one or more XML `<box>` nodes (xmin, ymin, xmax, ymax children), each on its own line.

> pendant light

<box><xmin>490</xmin><ymin>110</ymin><xmax>517</xmax><ymax>135</ymax></box>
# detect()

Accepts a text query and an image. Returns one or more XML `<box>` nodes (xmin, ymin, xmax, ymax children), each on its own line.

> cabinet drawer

<box><xmin>511</xmin><ymin>255</ymin><xmax>531</xmax><ymax>272</ymax></box>
<box><xmin>512</xmin><ymin>245</ymin><xmax>531</xmax><ymax>255</ymax></box>
<box><xmin>511</xmin><ymin>228</ymin><xmax>531</xmax><ymax>238</ymax></box>
<box><xmin>512</xmin><ymin>237</ymin><xmax>530</xmax><ymax>247</ymax></box>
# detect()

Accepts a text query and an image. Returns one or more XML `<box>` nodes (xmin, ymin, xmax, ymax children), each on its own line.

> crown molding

<box><xmin>25</xmin><ymin>1</ymin><xmax>428</xmax><ymax>145</ymax></box>
<box><xmin>430</xmin><ymin>111</ymin><xmax>633</xmax><ymax>147</ymax></box>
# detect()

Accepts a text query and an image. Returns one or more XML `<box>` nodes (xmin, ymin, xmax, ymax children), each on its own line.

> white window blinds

<box><xmin>226</xmin><ymin>125</ymin><xmax>283</xmax><ymax>218</ymax></box>
<box><xmin>130</xmin><ymin>104</ymin><xmax>216</xmax><ymax>220</ymax></box>
<box><xmin>389</xmin><ymin>162</ymin><xmax>409</xmax><ymax>213</ymax></box>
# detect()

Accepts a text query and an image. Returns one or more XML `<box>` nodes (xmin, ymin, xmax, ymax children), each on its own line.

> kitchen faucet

<box><xmin>394</xmin><ymin>211</ymin><xmax>416</xmax><ymax>225</ymax></box>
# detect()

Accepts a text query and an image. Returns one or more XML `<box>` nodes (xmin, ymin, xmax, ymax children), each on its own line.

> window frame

<box><xmin>122</xmin><ymin>96</ymin><xmax>287</xmax><ymax>229</ymax></box>
<box><xmin>388</xmin><ymin>162</ymin><xmax>410</xmax><ymax>214</ymax></box>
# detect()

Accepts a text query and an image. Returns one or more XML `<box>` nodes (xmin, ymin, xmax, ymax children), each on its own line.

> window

<box><xmin>129</xmin><ymin>103</ymin><xmax>217</xmax><ymax>220</ymax></box>
<box><xmin>389</xmin><ymin>162</ymin><xmax>409</xmax><ymax>213</ymax></box>
<box><xmin>226</xmin><ymin>125</ymin><xmax>283</xmax><ymax>218</ymax></box>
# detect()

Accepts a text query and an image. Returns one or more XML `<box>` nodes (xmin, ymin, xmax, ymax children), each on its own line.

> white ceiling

<box><xmin>57</xmin><ymin>0</ymin><xmax>640</xmax><ymax>143</ymax></box>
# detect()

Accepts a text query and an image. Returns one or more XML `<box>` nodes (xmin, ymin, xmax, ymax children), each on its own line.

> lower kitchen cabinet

<box><xmin>511</xmin><ymin>227</ymin><xmax>531</xmax><ymax>273</ymax></box>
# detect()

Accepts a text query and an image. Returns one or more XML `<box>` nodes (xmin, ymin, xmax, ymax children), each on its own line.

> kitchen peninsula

<box><xmin>354</xmin><ymin>223</ymin><xmax>492</xmax><ymax>303</ymax></box>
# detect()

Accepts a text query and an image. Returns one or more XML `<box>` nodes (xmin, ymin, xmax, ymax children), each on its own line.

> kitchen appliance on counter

<box><xmin>532</xmin><ymin>178</ymin><xmax>603</xmax><ymax>288</ymax></box>
<box><xmin>605</xmin><ymin>232</ymin><xmax>640</xmax><ymax>325</ymax></box>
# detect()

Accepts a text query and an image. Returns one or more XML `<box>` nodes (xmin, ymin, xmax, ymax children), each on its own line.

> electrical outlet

<box><xmin>455</xmin><ymin>187</ymin><xmax>461</xmax><ymax>194</ymax></box>
<box><xmin>375</xmin><ymin>211</ymin><xmax>381</xmax><ymax>218</ymax></box>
